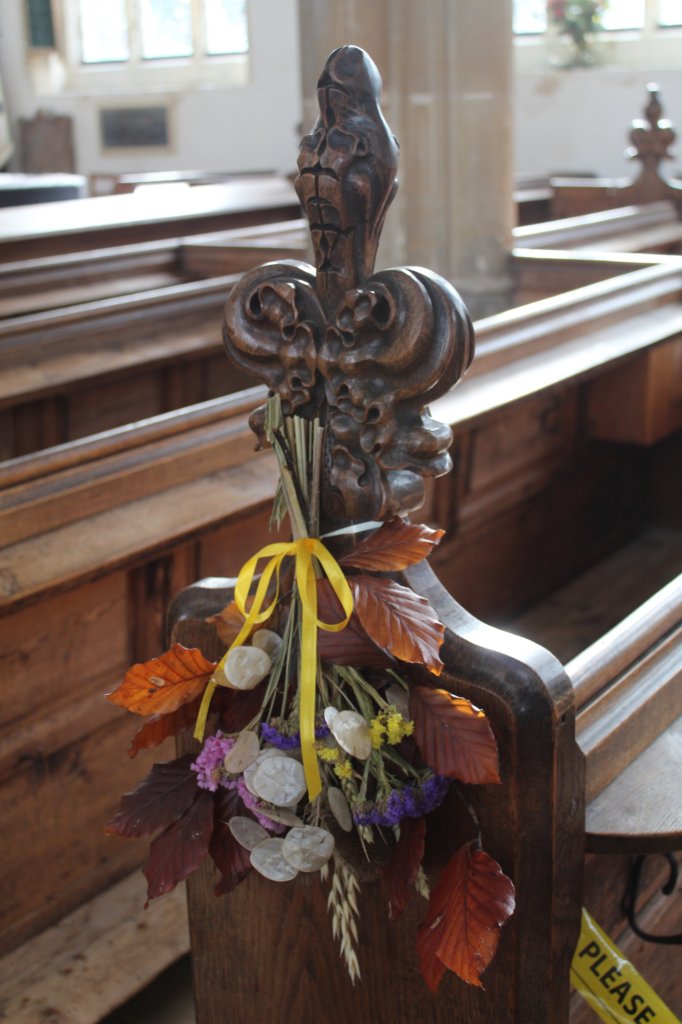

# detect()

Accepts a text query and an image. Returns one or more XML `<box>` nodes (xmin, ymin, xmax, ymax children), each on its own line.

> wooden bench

<box><xmin>3</xmin><ymin>234</ymin><xmax>679</xmax><ymax>461</ymax></box>
<box><xmin>514</xmin><ymin>200</ymin><xmax>682</xmax><ymax>256</ymax></box>
<box><xmin>0</xmin><ymin>219</ymin><xmax>308</xmax><ymax>319</ymax></box>
<box><xmin>0</xmin><ymin>176</ymin><xmax>301</xmax><ymax>262</ymax></box>
<box><xmin>550</xmin><ymin>85</ymin><xmax>682</xmax><ymax>220</ymax></box>
<box><xmin>1</xmin><ymin>242</ymin><xmax>681</xmax><ymax>1022</ymax></box>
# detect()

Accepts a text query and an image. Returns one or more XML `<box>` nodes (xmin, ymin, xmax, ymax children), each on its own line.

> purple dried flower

<box><xmin>353</xmin><ymin>775</ymin><xmax>450</xmax><ymax>828</ymax></box>
<box><xmin>260</xmin><ymin>720</ymin><xmax>330</xmax><ymax>749</ymax></box>
<box><xmin>191</xmin><ymin>732</ymin><xmax>235</xmax><ymax>792</ymax></box>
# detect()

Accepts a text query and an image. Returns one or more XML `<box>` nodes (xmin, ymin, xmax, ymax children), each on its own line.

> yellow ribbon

<box><xmin>194</xmin><ymin>538</ymin><xmax>353</xmax><ymax>802</ymax></box>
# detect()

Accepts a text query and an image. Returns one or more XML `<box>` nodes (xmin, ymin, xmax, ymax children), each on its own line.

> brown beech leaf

<box><xmin>416</xmin><ymin>842</ymin><xmax>515</xmax><ymax>989</ymax></box>
<box><xmin>410</xmin><ymin>687</ymin><xmax>500</xmax><ymax>784</ymax></box>
<box><xmin>206</xmin><ymin>601</ymin><xmax>247</xmax><ymax>646</ymax></box>
<box><xmin>383</xmin><ymin>816</ymin><xmax>426</xmax><ymax>921</ymax></box>
<box><xmin>316</xmin><ymin>579</ymin><xmax>394</xmax><ymax>668</ymax></box>
<box><xmin>349</xmin><ymin>576</ymin><xmax>444</xmax><ymax>674</ymax></box>
<box><xmin>340</xmin><ymin>520</ymin><xmax>444</xmax><ymax>572</ymax></box>
<box><xmin>144</xmin><ymin>789</ymin><xmax>214</xmax><ymax>900</ymax></box>
<box><xmin>211</xmin><ymin>788</ymin><xmax>252</xmax><ymax>895</ymax></box>
<box><xmin>128</xmin><ymin>699</ymin><xmax>202</xmax><ymax>757</ymax></box>
<box><xmin>107</xmin><ymin>644</ymin><xmax>216</xmax><ymax>717</ymax></box>
<box><xmin>106</xmin><ymin>755</ymin><xmax>199</xmax><ymax>838</ymax></box>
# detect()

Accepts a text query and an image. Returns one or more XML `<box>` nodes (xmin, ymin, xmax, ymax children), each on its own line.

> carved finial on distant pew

<box><xmin>626</xmin><ymin>83</ymin><xmax>682</xmax><ymax>203</ymax></box>
<box><xmin>224</xmin><ymin>45</ymin><xmax>474</xmax><ymax>523</ymax></box>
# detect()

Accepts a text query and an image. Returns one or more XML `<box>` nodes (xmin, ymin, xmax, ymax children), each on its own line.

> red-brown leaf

<box><xmin>143</xmin><ymin>789</ymin><xmax>214</xmax><ymax>900</ymax></box>
<box><xmin>349</xmin><ymin>576</ymin><xmax>444</xmax><ymax>674</ymax></box>
<box><xmin>107</xmin><ymin>644</ymin><xmax>216</xmax><ymax>717</ymax></box>
<box><xmin>211</xmin><ymin>788</ymin><xmax>252</xmax><ymax>895</ymax></box>
<box><xmin>219</xmin><ymin>683</ymin><xmax>268</xmax><ymax>733</ymax></box>
<box><xmin>410</xmin><ymin>687</ymin><xmax>500</xmax><ymax>784</ymax></box>
<box><xmin>106</xmin><ymin>755</ymin><xmax>198</xmax><ymax>837</ymax></box>
<box><xmin>383</xmin><ymin>816</ymin><xmax>426</xmax><ymax>921</ymax></box>
<box><xmin>316</xmin><ymin>579</ymin><xmax>394</xmax><ymax>668</ymax></box>
<box><xmin>340</xmin><ymin>520</ymin><xmax>444</xmax><ymax>572</ymax></box>
<box><xmin>128</xmin><ymin>699</ymin><xmax>202</xmax><ymax>757</ymax></box>
<box><xmin>416</xmin><ymin>842</ymin><xmax>515</xmax><ymax>990</ymax></box>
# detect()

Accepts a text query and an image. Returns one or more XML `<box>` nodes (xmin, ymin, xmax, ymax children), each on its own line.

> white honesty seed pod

<box><xmin>224</xmin><ymin>646</ymin><xmax>271</xmax><ymax>690</ymax></box>
<box><xmin>323</xmin><ymin>705</ymin><xmax>339</xmax><ymax>729</ymax></box>
<box><xmin>243</xmin><ymin>747</ymin><xmax>282</xmax><ymax>797</ymax></box>
<box><xmin>256</xmin><ymin>805</ymin><xmax>303</xmax><ymax>828</ymax></box>
<box><xmin>282</xmin><ymin>826</ymin><xmax>335</xmax><ymax>872</ymax></box>
<box><xmin>385</xmin><ymin>683</ymin><xmax>410</xmax><ymax>719</ymax></box>
<box><xmin>228</xmin><ymin>816</ymin><xmax>270</xmax><ymax>851</ymax></box>
<box><xmin>327</xmin><ymin>786</ymin><xmax>353</xmax><ymax>832</ymax></box>
<box><xmin>252</xmin><ymin>754</ymin><xmax>307</xmax><ymax>807</ymax></box>
<box><xmin>250</xmin><ymin>838</ymin><xmax>299</xmax><ymax>882</ymax></box>
<box><xmin>223</xmin><ymin>730</ymin><xmax>260</xmax><ymax>774</ymax></box>
<box><xmin>330</xmin><ymin>710</ymin><xmax>372</xmax><ymax>760</ymax></box>
<box><xmin>251</xmin><ymin>629</ymin><xmax>282</xmax><ymax>658</ymax></box>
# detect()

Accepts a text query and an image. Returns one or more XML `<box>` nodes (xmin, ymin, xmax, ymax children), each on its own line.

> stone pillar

<box><xmin>297</xmin><ymin>0</ymin><xmax>514</xmax><ymax>316</ymax></box>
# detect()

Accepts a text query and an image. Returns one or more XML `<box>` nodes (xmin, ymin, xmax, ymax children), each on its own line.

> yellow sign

<box><xmin>572</xmin><ymin>908</ymin><xmax>680</xmax><ymax>1024</ymax></box>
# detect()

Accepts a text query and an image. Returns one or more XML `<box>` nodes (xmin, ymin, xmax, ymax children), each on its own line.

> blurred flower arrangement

<box><xmin>548</xmin><ymin>0</ymin><xmax>608</xmax><ymax>66</ymax></box>
<box><xmin>105</xmin><ymin>394</ymin><xmax>515</xmax><ymax>991</ymax></box>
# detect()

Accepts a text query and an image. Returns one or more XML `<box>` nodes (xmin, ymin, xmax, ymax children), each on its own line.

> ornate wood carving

<box><xmin>224</xmin><ymin>45</ymin><xmax>474</xmax><ymax>523</ymax></box>
<box><xmin>627</xmin><ymin>84</ymin><xmax>677</xmax><ymax>181</ymax></box>
<box><xmin>625</xmin><ymin>83</ymin><xmax>682</xmax><ymax>206</ymax></box>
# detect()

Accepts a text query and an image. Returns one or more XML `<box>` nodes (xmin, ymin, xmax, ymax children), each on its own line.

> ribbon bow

<box><xmin>194</xmin><ymin>538</ymin><xmax>353</xmax><ymax>801</ymax></box>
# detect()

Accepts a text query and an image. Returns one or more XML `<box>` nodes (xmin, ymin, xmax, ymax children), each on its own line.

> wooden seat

<box><xmin>164</xmin><ymin>48</ymin><xmax>680</xmax><ymax>1024</ymax></box>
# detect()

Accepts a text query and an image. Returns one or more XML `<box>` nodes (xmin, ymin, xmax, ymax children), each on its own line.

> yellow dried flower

<box><xmin>334</xmin><ymin>759</ymin><xmax>353</xmax><ymax>780</ymax></box>
<box><xmin>370</xmin><ymin>716</ymin><xmax>385</xmax><ymax>749</ymax></box>
<box><xmin>318</xmin><ymin>745</ymin><xmax>340</xmax><ymax>763</ymax></box>
<box><xmin>386</xmin><ymin>712</ymin><xmax>405</xmax><ymax>745</ymax></box>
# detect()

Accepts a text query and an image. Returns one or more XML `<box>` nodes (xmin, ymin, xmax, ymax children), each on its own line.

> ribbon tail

<box><xmin>298</xmin><ymin>549</ymin><xmax>322</xmax><ymax>802</ymax></box>
<box><xmin>194</xmin><ymin>677</ymin><xmax>218</xmax><ymax>742</ymax></box>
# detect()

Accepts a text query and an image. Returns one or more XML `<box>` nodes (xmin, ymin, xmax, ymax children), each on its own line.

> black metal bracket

<box><xmin>621</xmin><ymin>853</ymin><xmax>682</xmax><ymax>945</ymax></box>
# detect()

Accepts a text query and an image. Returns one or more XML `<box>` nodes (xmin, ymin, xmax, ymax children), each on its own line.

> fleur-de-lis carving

<box><xmin>224</xmin><ymin>45</ymin><xmax>474</xmax><ymax>523</ymax></box>
<box><xmin>626</xmin><ymin>83</ymin><xmax>676</xmax><ymax>178</ymax></box>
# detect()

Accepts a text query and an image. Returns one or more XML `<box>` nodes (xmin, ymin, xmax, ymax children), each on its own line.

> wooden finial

<box><xmin>223</xmin><ymin>46</ymin><xmax>474</xmax><ymax>523</ymax></box>
<box><xmin>626</xmin><ymin>83</ymin><xmax>677</xmax><ymax>183</ymax></box>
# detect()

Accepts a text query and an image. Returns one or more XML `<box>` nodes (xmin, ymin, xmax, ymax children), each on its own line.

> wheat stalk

<box><xmin>327</xmin><ymin>853</ymin><xmax>362</xmax><ymax>984</ymax></box>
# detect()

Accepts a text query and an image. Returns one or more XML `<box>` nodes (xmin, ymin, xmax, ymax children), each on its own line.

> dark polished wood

<box><xmin>0</xmin><ymin>177</ymin><xmax>300</xmax><ymax>262</ymax></box>
<box><xmin>171</xmin><ymin>45</ymin><xmax>585</xmax><ymax>1024</ymax></box>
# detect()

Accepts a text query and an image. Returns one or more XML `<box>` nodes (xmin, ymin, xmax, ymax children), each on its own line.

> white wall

<box><xmin>514</xmin><ymin>32</ymin><xmax>682</xmax><ymax>179</ymax></box>
<box><xmin>0</xmin><ymin>0</ymin><xmax>303</xmax><ymax>179</ymax></box>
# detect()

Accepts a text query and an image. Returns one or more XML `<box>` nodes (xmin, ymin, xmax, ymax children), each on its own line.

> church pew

<box><xmin>1</xmin><ymin>259</ymin><xmax>681</xmax><ymax>996</ymax></box>
<box><xmin>0</xmin><ymin>176</ymin><xmax>301</xmax><ymax>262</ymax></box>
<box><xmin>0</xmin><ymin>219</ymin><xmax>307</xmax><ymax>319</ymax></box>
<box><xmin>2</xmin><ymin>238</ymin><xmax>679</xmax><ymax>460</ymax></box>
<box><xmin>511</xmin><ymin>250</ymin><xmax>682</xmax><ymax>306</ymax></box>
<box><xmin>515</xmin><ymin>200</ymin><xmax>682</xmax><ymax>256</ymax></box>
<box><xmin>549</xmin><ymin>85</ymin><xmax>682</xmax><ymax>220</ymax></box>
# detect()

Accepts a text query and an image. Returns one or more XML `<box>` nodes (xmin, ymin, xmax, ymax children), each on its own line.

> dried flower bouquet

<box><xmin>107</xmin><ymin>395</ymin><xmax>515</xmax><ymax>991</ymax></box>
<box><xmin>106</xmin><ymin>43</ymin><xmax>515</xmax><ymax>995</ymax></box>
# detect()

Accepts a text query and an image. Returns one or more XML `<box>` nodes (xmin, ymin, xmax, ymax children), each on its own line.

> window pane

<box><xmin>513</xmin><ymin>0</ymin><xmax>547</xmax><ymax>33</ymax></box>
<box><xmin>658</xmin><ymin>0</ymin><xmax>682</xmax><ymax>26</ymax></box>
<box><xmin>79</xmin><ymin>0</ymin><xmax>129</xmax><ymax>62</ymax></box>
<box><xmin>205</xmin><ymin>0</ymin><xmax>249</xmax><ymax>54</ymax></box>
<box><xmin>600</xmin><ymin>0</ymin><xmax>646</xmax><ymax>30</ymax></box>
<box><xmin>140</xmin><ymin>0</ymin><xmax>193</xmax><ymax>59</ymax></box>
